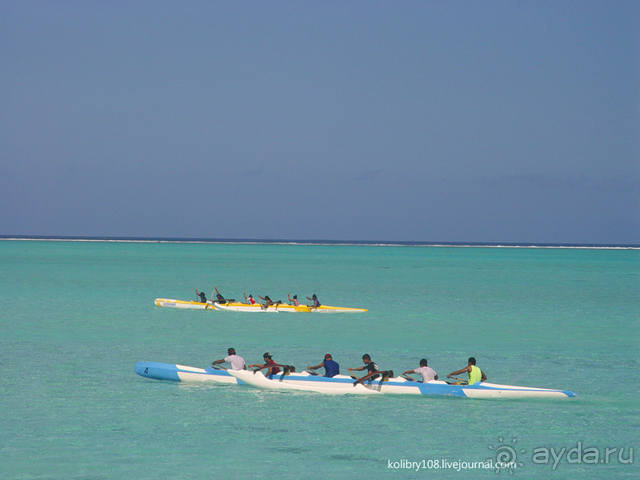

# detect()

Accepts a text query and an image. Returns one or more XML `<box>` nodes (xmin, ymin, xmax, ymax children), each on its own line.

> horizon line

<box><xmin>1</xmin><ymin>234</ymin><xmax>638</xmax><ymax>250</ymax></box>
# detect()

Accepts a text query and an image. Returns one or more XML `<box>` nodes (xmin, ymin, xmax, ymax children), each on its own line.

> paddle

<box><xmin>346</xmin><ymin>368</ymin><xmax>358</xmax><ymax>380</ymax></box>
<box><xmin>248</xmin><ymin>363</ymin><xmax>294</xmax><ymax>379</ymax></box>
<box><xmin>349</xmin><ymin>368</ymin><xmax>393</xmax><ymax>385</ymax></box>
<box><xmin>446</xmin><ymin>376</ymin><xmax>467</xmax><ymax>385</ymax></box>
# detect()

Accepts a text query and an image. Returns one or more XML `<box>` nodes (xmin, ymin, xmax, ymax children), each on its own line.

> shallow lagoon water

<box><xmin>1</xmin><ymin>240</ymin><xmax>638</xmax><ymax>479</ymax></box>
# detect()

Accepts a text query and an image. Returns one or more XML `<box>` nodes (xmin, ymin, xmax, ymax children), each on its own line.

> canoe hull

<box><xmin>154</xmin><ymin>298</ymin><xmax>215</xmax><ymax>310</ymax></box>
<box><xmin>135</xmin><ymin>363</ymin><xmax>576</xmax><ymax>399</ymax></box>
<box><xmin>134</xmin><ymin>361</ymin><xmax>238</xmax><ymax>384</ymax></box>
<box><xmin>154</xmin><ymin>298</ymin><xmax>366</xmax><ymax>313</ymax></box>
<box><xmin>228</xmin><ymin>370</ymin><xmax>575</xmax><ymax>399</ymax></box>
<box><xmin>213</xmin><ymin>302</ymin><xmax>367</xmax><ymax>313</ymax></box>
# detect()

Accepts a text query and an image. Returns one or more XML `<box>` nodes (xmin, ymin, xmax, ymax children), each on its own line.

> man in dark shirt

<box><xmin>213</xmin><ymin>287</ymin><xmax>226</xmax><ymax>304</ymax></box>
<box><xmin>307</xmin><ymin>353</ymin><xmax>340</xmax><ymax>377</ymax></box>
<box><xmin>195</xmin><ymin>289</ymin><xmax>207</xmax><ymax>303</ymax></box>
<box><xmin>348</xmin><ymin>353</ymin><xmax>390</xmax><ymax>385</ymax></box>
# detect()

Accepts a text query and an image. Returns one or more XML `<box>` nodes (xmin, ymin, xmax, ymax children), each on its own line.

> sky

<box><xmin>1</xmin><ymin>1</ymin><xmax>638</xmax><ymax>244</ymax></box>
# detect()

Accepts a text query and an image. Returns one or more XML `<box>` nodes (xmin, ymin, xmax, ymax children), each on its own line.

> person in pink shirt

<box><xmin>288</xmin><ymin>293</ymin><xmax>300</xmax><ymax>306</ymax></box>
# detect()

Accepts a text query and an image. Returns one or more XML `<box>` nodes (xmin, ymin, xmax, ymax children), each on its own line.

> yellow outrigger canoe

<box><xmin>154</xmin><ymin>298</ymin><xmax>367</xmax><ymax>313</ymax></box>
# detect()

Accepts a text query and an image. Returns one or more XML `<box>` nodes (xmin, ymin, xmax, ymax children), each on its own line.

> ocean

<box><xmin>1</xmin><ymin>239</ymin><xmax>638</xmax><ymax>479</ymax></box>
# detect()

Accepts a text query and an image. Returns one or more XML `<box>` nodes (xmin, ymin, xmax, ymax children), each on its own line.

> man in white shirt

<box><xmin>211</xmin><ymin>347</ymin><xmax>246</xmax><ymax>370</ymax></box>
<box><xmin>401</xmin><ymin>358</ymin><xmax>438</xmax><ymax>383</ymax></box>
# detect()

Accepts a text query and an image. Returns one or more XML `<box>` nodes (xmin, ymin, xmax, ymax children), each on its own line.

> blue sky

<box><xmin>1</xmin><ymin>1</ymin><xmax>638</xmax><ymax>244</ymax></box>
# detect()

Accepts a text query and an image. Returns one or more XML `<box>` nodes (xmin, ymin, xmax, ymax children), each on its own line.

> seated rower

<box><xmin>212</xmin><ymin>287</ymin><xmax>226</xmax><ymax>304</ymax></box>
<box><xmin>249</xmin><ymin>352</ymin><xmax>280</xmax><ymax>376</ymax></box>
<box><xmin>306</xmin><ymin>294</ymin><xmax>321</xmax><ymax>308</ymax></box>
<box><xmin>195</xmin><ymin>288</ymin><xmax>207</xmax><ymax>303</ymax></box>
<box><xmin>348</xmin><ymin>354</ymin><xmax>392</xmax><ymax>386</ymax></box>
<box><xmin>211</xmin><ymin>347</ymin><xmax>246</xmax><ymax>370</ymax></box>
<box><xmin>248</xmin><ymin>352</ymin><xmax>294</xmax><ymax>378</ymax></box>
<box><xmin>288</xmin><ymin>293</ymin><xmax>300</xmax><ymax>306</ymax></box>
<box><xmin>212</xmin><ymin>287</ymin><xmax>234</xmax><ymax>304</ymax></box>
<box><xmin>258</xmin><ymin>295</ymin><xmax>281</xmax><ymax>309</ymax></box>
<box><xmin>244</xmin><ymin>293</ymin><xmax>256</xmax><ymax>305</ymax></box>
<box><xmin>401</xmin><ymin>358</ymin><xmax>438</xmax><ymax>383</ymax></box>
<box><xmin>447</xmin><ymin>357</ymin><xmax>487</xmax><ymax>385</ymax></box>
<box><xmin>307</xmin><ymin>353</ymin><xmax>339</xmax><ymax>378</ymax></box>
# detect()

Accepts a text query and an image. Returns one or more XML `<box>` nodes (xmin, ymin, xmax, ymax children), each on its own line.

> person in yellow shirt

<box><xmin>447</xmin><ymin>357</ymin><xmax>487</xmax><ymax>385</ymax></box>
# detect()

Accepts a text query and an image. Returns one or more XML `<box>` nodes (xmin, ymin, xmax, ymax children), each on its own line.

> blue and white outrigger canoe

<box><xmin>134</xmin><ymin>362</ymin><xmax>575</xmax><ymax>399</ymax></box>
<box><xmin>228</xmin><ymin>370</ymin><xmax>576</xmax><ymax>399</ymax></box>
<box><xmin>134</xmin><ymin>361</ymin><xmax>239</xmax><ymax>384</ymax></box>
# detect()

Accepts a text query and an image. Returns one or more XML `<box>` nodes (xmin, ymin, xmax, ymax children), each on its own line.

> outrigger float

<box><xmin>154</xmin><ymin>298</ymin><xmax>367</xmax><ymax>313</ymax></box>
<box><xmin>134</xmin><ymin>362</ymin><xmax>575</xmax><ymax>399</ymax></box>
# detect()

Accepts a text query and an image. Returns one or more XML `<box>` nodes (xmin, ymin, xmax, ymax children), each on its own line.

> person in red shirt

<box><xmin>249</xmin><ymin>352</ymin><xmax>282</xmax><ymax>377</ymax></box>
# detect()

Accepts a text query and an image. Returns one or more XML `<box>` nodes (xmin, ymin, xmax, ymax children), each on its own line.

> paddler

<box><xmin>306</xmin><ymin>294</ymin><xmax>321</xmax><ymax>308</ymax></box>
<box><xmin>258</xmin><ymin>295</ymin><xmax>281</xmax><ymax>310</ymax></box>
<box><xmin>401</xmin><ymin>358</ymin><xmax>439</xmax><ymax>383</ymax></box>
<box><xmin>244</xmin><ymin>293</ymin><xmax>256</xmax><ymax>304</ymax></box>
<box><xmin>211</xmin><ymin>347</ymin><xmax>246</xmax><ymax>370</ymax></box>
<box><xmin>249</xmin><ymin>352</ymin><xmax>293</xmax><ymax>378</ymax></box>
<box><xmin>212</xmin><ymin>287</ymin><xmax>227</xmax><ymax>304</ymax></box>
<box><xmin>195</xmin><ymin>289</ymin><xmax>207</xmax><ymax>303</ymax></box>
<box><xmin>307</xmin><ymin>353</ymin><xmax>339</xmax><ymax>378</ymax></box>
<box><xmin>288</xmin><ymin>293</ymin><xmax>300</xmax><ymax>306</ymax></box>
<box><xmin>447</xmin><ymin>357</ymin><xmax>487</xmax><ymax>385</ymax></box>
<box><xmin>348</xmin><ymin>354</ymin><xmax>392</xmax><ymax>386</ymax></box>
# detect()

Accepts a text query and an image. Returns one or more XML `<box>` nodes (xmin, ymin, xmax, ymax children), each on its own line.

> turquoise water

<box><xmin>1</xmin><ymin>240</ymin><xmax>638</xmax><ymax>479</ymax></box>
